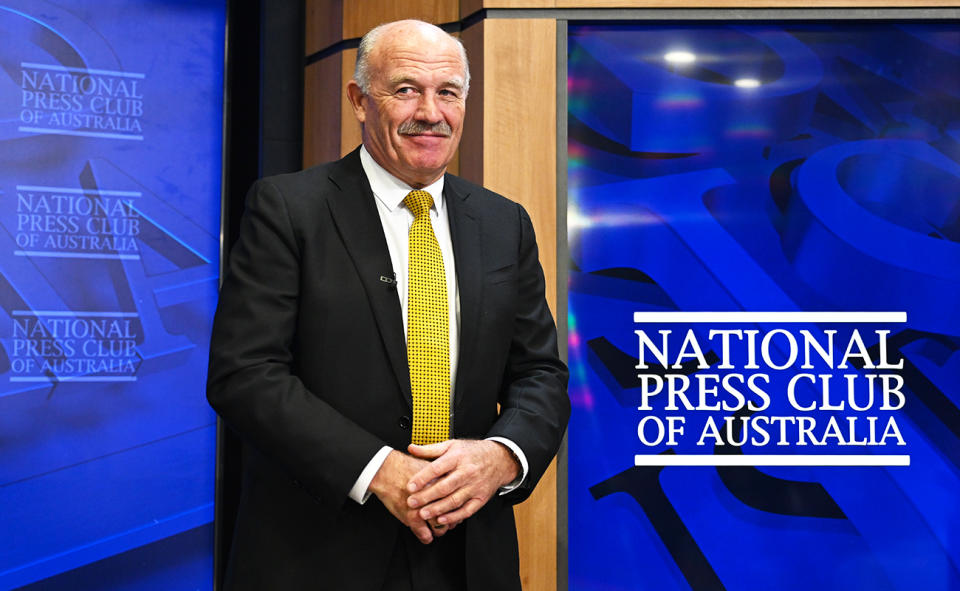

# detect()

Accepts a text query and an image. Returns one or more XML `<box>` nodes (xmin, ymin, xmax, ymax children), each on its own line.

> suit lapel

<box><xmin>326</xmin><ymin>150</ymin><xmax>412</xmax><ymax>406</ymax></box>
<box><xmin>444</xmin><ymin>176</ymin><xmax>483</xmax><ymax>411</ymax></box>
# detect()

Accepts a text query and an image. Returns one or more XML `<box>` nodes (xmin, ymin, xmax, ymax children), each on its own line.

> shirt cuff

<box><xmin>348</xmin><ymin>445</ymin><xmax>393</xmax><ymax>504</ymax></box>
<box><xmin>486</xmin><ymin>437</ymin><xmax>528</xmax><ymax>494</ymax></box>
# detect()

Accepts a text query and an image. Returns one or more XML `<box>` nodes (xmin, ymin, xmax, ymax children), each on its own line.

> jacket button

<box><xmin>398</xmin><ymin>416</ymin><xmax>411</xmax><ymax>430</ymax></box>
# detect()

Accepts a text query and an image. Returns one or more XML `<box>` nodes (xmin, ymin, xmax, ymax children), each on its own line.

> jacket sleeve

<box><xmin>206</xmin><ymin>179</ymin><xmax>386</xmax><ymax>507</ymax></box>
<box><xmin>486</xmin><ymin>204</ymin><xmax>571</xmax><ymax>504</ymax></box>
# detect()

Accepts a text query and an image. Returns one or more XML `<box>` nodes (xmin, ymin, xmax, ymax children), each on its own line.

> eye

<box><xmin>439</xmin><ymin>88</ymin><xmax>460</xmax><ymax>99</ymax></box>
<box><xmin>395</xmin><ymin>86</ymin><xmax>417</xmax><ymax>96</ymax></box>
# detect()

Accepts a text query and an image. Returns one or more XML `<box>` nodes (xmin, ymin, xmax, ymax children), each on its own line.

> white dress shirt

<box><xmin>348</xmin><ymin>146</ymin><xmax>528</xmax><ymax>503</ymax></box>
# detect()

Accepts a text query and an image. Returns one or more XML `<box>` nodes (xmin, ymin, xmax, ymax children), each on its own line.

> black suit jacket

<box><xmin>207</xmin><ymin>148</ymin><xmax>570</xmax><ymax>590</ymax></box>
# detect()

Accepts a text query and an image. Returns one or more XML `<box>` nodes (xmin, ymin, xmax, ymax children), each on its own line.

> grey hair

<box><xmin>353</xmin><ymin>21</ymin><xmax>470</xmax><ymax>97</ymax></box>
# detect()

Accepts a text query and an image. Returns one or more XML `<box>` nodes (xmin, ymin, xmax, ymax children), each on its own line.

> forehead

<box><xmin>372</xmin><ymin>33</ymin><xmax>465</xmax><ymax>83</ymax></box>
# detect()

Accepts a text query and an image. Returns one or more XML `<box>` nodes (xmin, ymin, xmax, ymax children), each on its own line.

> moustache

<box><xmin>398</xmin><ymin>120</ymin><xmax>452</xmax><ymax>137</ymax></box>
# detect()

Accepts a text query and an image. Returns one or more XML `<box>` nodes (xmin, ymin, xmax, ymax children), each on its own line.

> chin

<box><xmin>406</xmin><ymin>156</ymin><xmax>450</xmax><ymax>174</ymax></box>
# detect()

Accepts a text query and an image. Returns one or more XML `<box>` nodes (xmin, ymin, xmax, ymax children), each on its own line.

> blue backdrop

<box><xmin>0</xmin><ymin>1</ymin><xmax>224</xmax><ymax>589</ymax></box>
<box><xmin>567</xmin><ymin>21</ymin><xmax>960</xmax><ymax>591</ymax></box>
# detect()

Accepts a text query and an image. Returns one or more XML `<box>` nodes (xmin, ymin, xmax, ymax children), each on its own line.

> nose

<box><xmin>415</xmin><ymin>92</ymin><xmax>442</xmax><ymax>123</ymax></box>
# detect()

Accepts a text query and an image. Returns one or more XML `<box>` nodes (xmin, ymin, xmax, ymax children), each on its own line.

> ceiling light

<box><xmin>664</xmin><ymin>51</ymin><xmax>696</xmax><ymax>65</ymax></box>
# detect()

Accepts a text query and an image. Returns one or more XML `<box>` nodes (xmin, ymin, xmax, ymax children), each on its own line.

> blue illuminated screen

<box><xmin>0</xmin><ymin>2</ymin><xmax>224</xmax><ymax>589</ymax></box>
<box><xmin>567</xmin><ymin>21</ymin><xmax>960</xmax><ymax>591</ymax></box>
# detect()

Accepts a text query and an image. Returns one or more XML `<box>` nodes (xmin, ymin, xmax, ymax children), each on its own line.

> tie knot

<box><xmin>404</xmin><ymin>190</ymin><xmax>434</xmax><ymax>219</ymax></box>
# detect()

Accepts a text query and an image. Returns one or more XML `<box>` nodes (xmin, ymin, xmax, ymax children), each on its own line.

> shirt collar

<box><xmin>360</xmin><ymin>145</ymin><xmax>446</xmax><ymax>213</ymax></box>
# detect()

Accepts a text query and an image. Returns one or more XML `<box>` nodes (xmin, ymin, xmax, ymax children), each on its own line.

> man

<box><xmin>207</xmin><ymin>19</ymin><xmax>569</xmax><ymax>590</ymax></box>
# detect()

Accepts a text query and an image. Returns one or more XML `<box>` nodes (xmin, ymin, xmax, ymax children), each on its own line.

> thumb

<box><xmin>407</xmin><ymin>440</ymin><xmax>453</xmax><ymax>459</ymax></box>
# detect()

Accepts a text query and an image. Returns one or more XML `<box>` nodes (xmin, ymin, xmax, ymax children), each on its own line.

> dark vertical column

<box><xmin>215</xmin><ymin>2</ymin><xmax>259</xmax><ymax>588</ymax></box>
<box><xmin>215</xmin><ymin>1</ymin><xmax>303</xmax><ymax>588</ymax></box>
<box><xmin>222</xmin><ymin>0</ymin><xmax>261</xmax><ymax>251</ymax></box>
<box><xmin>261</xmin><ymin>1</ymin><xmax>304</xmax><ymax>177</ymax></box>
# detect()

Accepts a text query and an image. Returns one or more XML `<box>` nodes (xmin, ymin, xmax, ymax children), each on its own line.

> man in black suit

<box><xmin>207</xmin><ymin>19</ymin><xmax>569</xmax><ymax>590</ymax></box>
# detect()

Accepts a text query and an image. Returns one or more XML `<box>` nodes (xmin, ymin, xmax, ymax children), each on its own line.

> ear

<box><xmin>346</xmin><ymin>80</ymin><xmax>367</xmax><ymax>124</ymax></box>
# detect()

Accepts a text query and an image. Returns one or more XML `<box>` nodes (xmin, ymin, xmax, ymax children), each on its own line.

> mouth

<box><xmin>401</xmin><ymin>133</ymin><xmax>450</xmax><ymax>147</ymax></box>
<box><xmin>403</xmin><ymin>131</ymin><xmax>449</xmax><ymax>137</ymax></box>
<box><xmin>402</xmin><ymin>133</ymin><xmax>450</xmax><ymax>141</ymax></box>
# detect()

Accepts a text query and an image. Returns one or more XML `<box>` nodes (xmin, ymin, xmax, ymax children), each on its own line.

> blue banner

<box><xmin>568</xmin><ymin>22</ymin><xmax>960</xmax><ymax>591</ymax></box>
<box><xmin>0</xmin><ymin>1</ymin><xmax>224</xmax><ymax>588</ymax></box>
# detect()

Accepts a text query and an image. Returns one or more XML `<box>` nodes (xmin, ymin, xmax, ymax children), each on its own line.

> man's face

<box><xmin>348</xmin><ymin>26</ymin><xmax>466</xmax><ymax>188</ymax></box>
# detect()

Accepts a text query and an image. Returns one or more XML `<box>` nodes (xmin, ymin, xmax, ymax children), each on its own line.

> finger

<box><xmin>408</xmin><ymin>469</ymin><xmax>465</xmax><ymax>508</ymax></box>
<box><xmin>407</xmin><ymin>440</ymin><xmax>453</xmax><ymax>460</ymax></box>
<box><xmin>406</xmin><ymin>453</ymin><xmax>459</xmax><ymax>493</ymax></box>
<box><xmin>428</xmin><ymin>518</ymin><xmax>449</xmax><ymax>537</ymax></box>
<box><xmin>410</xmin><ymin>519</ymin><xmax>434</xmax><ymax>544</ymax></box>
<box><xmin>418</xmin><ymin>487</ymin><xmax>470</xmax><ymax>520</ymax></box>
<box><xmin>435</xmin><ymin>497</ymin><xmax>486</xmax><ymax>525</ymax></box>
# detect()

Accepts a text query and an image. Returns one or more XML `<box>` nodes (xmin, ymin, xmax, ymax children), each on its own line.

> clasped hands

<box><xmin>369</xmin><ymin>439</ymin><xmax>519</xmax><ymax>544</ymax></box>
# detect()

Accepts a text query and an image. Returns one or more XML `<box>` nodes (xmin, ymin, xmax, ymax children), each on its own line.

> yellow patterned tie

<box><xmin>403</xmin><ymin>190</ymin><xmax>450</xmax><ymax>445</ymax></box>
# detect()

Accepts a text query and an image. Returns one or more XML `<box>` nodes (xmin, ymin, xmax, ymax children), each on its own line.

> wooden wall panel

<box><xmin>481</xmin><ymin>19</ymin><xmax>557</xmax><ymax>311</ymax></box>
<box><xmin>464</xmin><ymin>0</ymin><xmax>556</xmax><ymax>8</ymax></box>
<box><xmin>305</xmin><ymin>0</ymin><xmax>343</xmax><ymax>55</ymax></box>
<box><xmin>343</xmin><ymin>0</ymin><xmax>460</xmax><ymax>39</ymax></box>
<box><xmin>477</xmin><ymin>18</ymin><xmax>559</xmax><ymax>591</ymax></box>
<box><xmin>303</xmin><ymin>55</ymin><xmax>343</xmax><ymax>167</ymax></box>
<box><xmin>460</xmin><ymin>0</ymin><xmax>484</xmax><ymax>16</ymax></box>
<box><xmin>459</xmin><ymin>22</ymin><xmax>485</xmax><ymax>186</ymax></box>
<box><xmin>340</xmin><ymin>49</ymin><xmax>362</xmax><ymax>157</ymax></box>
